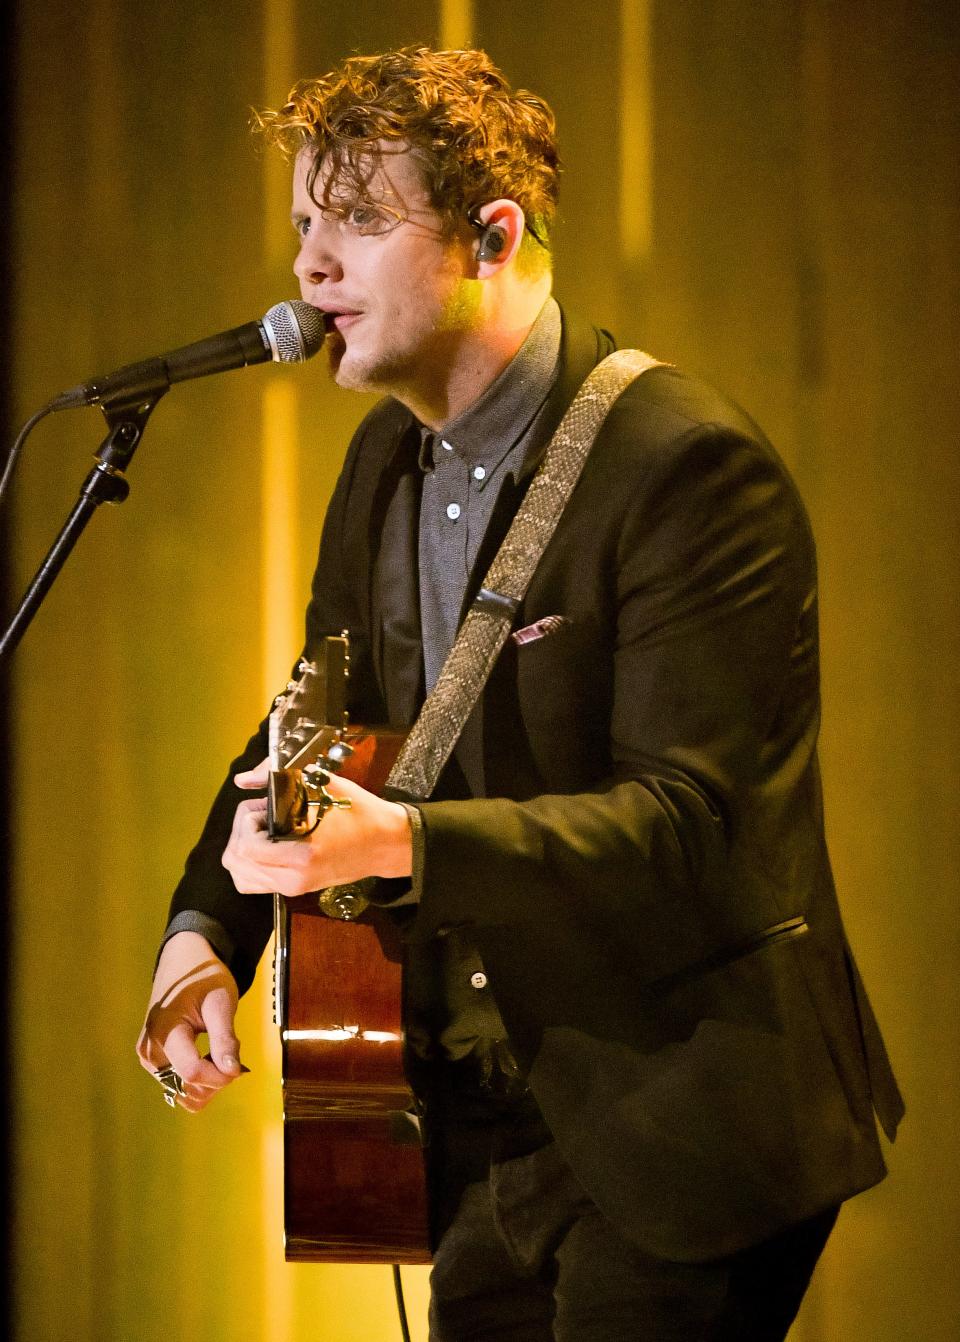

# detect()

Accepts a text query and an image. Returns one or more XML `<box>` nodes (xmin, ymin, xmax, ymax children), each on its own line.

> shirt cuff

<box><xmin>400</xmin><ymin>802</ymin><xmax>424</xmax><ymax>902</ymax></box>
<box><xmin>156</xmin><ymin>911</ymin><xmax>237</xmax><ymax>973</ymax></box>
<box><xmin>367</xmin><ymin>802</ymin><xmax>423</xmax><ymax>907</ymax></box>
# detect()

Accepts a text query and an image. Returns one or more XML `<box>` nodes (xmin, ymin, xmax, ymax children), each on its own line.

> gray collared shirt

<box><xmin>417</xmin><ymin>297</ymin><xmax>562</xmax><ymax>692</ymax></box>
<box><xmin>405</xmin><ymin>297</ymin><xmax>561</xmax><ymax>1067</ymax></box>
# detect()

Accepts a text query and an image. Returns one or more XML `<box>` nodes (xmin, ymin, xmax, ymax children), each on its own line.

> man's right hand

<box><xmin>136</xmin><ymin>930</ymin><xmax>245</xmax><ymax>1113</ymax></box>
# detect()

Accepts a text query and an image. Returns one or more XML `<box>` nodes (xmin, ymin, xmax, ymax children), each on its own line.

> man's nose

<box><xmin>294</xmin><ymin>225</ymin><xmax>342</xmax><ymax>286</ymax></box>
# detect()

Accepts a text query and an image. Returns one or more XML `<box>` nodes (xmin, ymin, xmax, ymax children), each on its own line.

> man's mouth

<box><xmin>320</xmin><ymin>308</ymin><xmax>361</xmax><ymax>335</ymax></box>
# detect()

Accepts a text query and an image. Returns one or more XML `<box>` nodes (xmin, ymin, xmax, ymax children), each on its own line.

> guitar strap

<box><xmin>385</xmin><ymin>348</ymin><xmax>664</xmax><ymax>802</ymax></box>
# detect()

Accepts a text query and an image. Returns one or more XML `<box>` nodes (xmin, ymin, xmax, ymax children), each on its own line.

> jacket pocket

<box><xmin>647</xmin><ymin>915</ymin><xmax>809</xmax><ymax>997</ymax></box>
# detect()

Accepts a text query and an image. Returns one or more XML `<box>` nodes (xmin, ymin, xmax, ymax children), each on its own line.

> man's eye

<box><xmin>348</xmin><ymin>205</ymin><xmax>392</xmax><ymax>235</ymax></box>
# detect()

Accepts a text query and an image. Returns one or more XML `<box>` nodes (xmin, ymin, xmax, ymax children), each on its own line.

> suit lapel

<box><xmin>368</xmin><ymin>417</ymin><xmax>425</xmax><ymax>726</ymax></box>
<box><xmin>367</xmin><ymin>310</ymin><xmax>616</xmax><ymax>731</ymax></box>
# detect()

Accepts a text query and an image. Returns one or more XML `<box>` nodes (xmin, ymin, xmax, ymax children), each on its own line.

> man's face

<box><xmin>292</xmin><ymin>146</ymin><xmax>478</xmax><ymax>407</ymax></box>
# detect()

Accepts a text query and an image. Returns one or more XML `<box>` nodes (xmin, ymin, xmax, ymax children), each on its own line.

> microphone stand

<box><xmin>0</xmin><ymin>386</ymin><xmax>167</xmax><ymax>659</ymax></box>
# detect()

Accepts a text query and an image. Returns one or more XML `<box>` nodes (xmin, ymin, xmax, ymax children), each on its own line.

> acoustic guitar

<box><xmin>268</xmin><ymin>634</ymin><xmax>430</xmax><ymax>1263</ymax></box>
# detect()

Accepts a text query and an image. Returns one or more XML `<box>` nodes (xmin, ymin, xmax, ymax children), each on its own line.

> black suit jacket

<box><xmin>170</xmin><ymin>310</ymin><xmax>903</xmax><ymax>1262</ymax></box>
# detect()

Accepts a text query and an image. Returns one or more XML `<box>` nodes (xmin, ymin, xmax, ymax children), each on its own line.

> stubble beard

<box><xmin>325</xmin><ymin>277</ymin><xmax>480</xmax><ymax>401</ymax></box>
<box><xmin>326</xmin><ymin>317</ymin><xmax>468</xmax><ymax>401</ymax></box>
<box><xmin>325</xmin><ymin>332</ymin><xmax>420</xmax><ymax>396</ymax></box>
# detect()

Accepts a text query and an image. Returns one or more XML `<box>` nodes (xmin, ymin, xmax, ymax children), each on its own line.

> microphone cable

<box><xmin>0</xmin><ymin>400</ymin><xmax>56</xmax><ymax>514</ymax></box>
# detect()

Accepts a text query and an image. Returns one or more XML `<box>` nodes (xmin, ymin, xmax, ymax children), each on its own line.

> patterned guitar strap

<box><xmin>387</xmin><ymin>347</ymin><xmax>664</xmax><ymax>801</ymax></box>
<box><xmin>320</xmin><ymin>348</ymin><xmax>664</xmax><ymax>920</ymax></box>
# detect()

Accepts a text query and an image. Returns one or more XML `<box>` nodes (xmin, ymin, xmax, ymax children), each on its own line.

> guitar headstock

<box><xmin>268</xmin><ymin>634</ymin><xmax>351</xmax><ymax>837</ymax></box>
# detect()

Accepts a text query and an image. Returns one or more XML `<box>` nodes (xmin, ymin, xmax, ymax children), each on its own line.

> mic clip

<box><xmin>94</xmin><ymin>386</ymin><xmax>168</xmax><ymax>479</ymax></box>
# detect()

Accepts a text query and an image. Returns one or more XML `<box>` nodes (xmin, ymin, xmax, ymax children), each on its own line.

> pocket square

<box><xmin>511</xmin><ymin>614</ymin><xmax>570</xmax><ymax>646</ymax></box>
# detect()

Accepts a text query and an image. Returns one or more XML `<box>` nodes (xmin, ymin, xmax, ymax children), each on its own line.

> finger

<box><xmin>234</xmin><ymin>758</ymin><xmax>270</xmax><ymax>789</ymax></box>
<box><xmin>224</xmin><ymin>800</ymin><xmax>291</xmax><ymax>874</ymax></box>
<box><xmin>200</xmin><ymin>985</ymin><xmax>243</xmax><ymax>1077</ymax></box>
<box><xmin>137</xmin><ymin>1024</ymin><xmax>169</xmax><ymax>1073</ymax></box>
<box><xmin>317</xmin><ymin>771</ymin><xmax>371</xmax><ymax>802</ymax></box>
<box><xmin>139</xmin><ymin>1026</ymin><xmax>218</xmax><ymax>1113</ymax></box>
<box><xmin>229</xmin><ymin>797</ymin><xmax>269</xmax><ymax>848</ymax></box>
<box><xmin>174</xmin><ymin>1065</ymin><xmax>247</xmax><ymax>1111</ymax></box>
<box><xmin>170</xmin><ymin>1083</ymin><xmax>209</xmax><ymax>1114</ymax></box>
<box><xmin>222</xmin><ymin>827</ymin><xmax>283</xmax><ymax>894</ymax></box>
<box><xmin>162</xmin><ymin>1022</ymin><xmax>234</xmax><ymax>1092</ymax></box>
<box><xmin>223</xmin><ymin>799</ymin><xmax>269</xmax><ymax>876</ymax></box>
<box><xmin>232</xmin><ymin>796</ymin><xmax>269</xmax><ymax>823</ymax></box>
<box><xmin>223</xmin><ymin>864</ymin><xmax>280</xmax><ymax>894</ymax></box>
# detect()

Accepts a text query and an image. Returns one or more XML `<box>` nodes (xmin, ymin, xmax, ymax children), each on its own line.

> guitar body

<box><xmin>268</xmin><ymin>645</ymin><xmax>430</xmax><ymax>1263</ymax></box>
<box><xmin>280</xmin><ymin>896</ymin><xmax>430</xmax><ymax>1263</ymax></box>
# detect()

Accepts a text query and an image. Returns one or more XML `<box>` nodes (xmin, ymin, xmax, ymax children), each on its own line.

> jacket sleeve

<box><xmin>164</xmin><ymin>409</ymin><xmax>387</xmax><ymax>995</ymax></box>
<box><xmin>410</xmin><ymin>409</ymin><xmax>821</xmax><ymax>975</ymax></box>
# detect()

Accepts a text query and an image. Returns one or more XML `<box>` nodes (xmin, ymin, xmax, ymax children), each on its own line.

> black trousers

<box><xmin>427</xmin><ymin>1134</ymin><xmax>839</xmax><ymax>1342</ymax></box>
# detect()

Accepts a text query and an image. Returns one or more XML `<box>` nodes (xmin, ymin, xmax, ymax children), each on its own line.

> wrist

<box><xmin>158</xmin><ymin>929</ymin><xmax>216</xmax><ymax>969</ymax></box>
<box><xmin>375</xmin><ymin>800</ymin><xmax>415</xmax><ymax>879</ymax></box>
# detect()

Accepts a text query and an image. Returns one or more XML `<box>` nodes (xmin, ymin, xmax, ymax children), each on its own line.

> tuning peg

<box><xmin>288</xmin><ymin>718</ymin><xmax>318</xmax><ymax>745</ymax></box>
<box><xmin>325</xmin><ymin>741</ymin><xmax>355</xmax><ymax>768</ymax></box>
<box><xmin>301</xmin><ymin>762</ymin><xmax>352</xmax><ymax>816</ymax></box>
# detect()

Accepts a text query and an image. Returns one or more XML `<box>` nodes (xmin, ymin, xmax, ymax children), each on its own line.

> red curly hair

<box><xmin>254</xmin><ymin>47</ymin><xmax>560</xmax><ymax>263</ymax></box>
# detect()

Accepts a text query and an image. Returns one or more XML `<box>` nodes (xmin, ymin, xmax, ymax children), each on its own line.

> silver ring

<box><xmin>154</xmin><ymin>1065</ymin><xmax>186</xmax><ymax>1107</ymax></box>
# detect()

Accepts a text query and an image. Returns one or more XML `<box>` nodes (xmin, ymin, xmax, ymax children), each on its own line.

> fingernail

<box><xmin>223</xmin><ymin>1055</ymin><xmax>240</xmax><ymax>1071</ymax></box>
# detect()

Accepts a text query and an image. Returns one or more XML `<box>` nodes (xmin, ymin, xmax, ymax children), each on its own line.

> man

<box><xmin>137</xmin><ymin>46</ymin><xmax>903</xmax><ymax>1341</ymax></box>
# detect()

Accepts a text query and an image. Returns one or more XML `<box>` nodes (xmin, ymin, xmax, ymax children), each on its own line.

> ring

<box><xmin>154</xmin><ymin>1065</ymin><xmax>186</xmax><ymax>1107</ymax></box>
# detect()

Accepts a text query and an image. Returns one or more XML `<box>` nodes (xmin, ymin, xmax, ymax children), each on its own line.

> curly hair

<box><xmin>253</xmin><ymin>47</ymin><xmax>560</xmax><ymax>263</ymax></box>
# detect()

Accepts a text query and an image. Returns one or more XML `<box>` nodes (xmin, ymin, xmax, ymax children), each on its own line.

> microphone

<box><xmin>51</xmin><ymin>299</ymin><xmax>327</xmax><ymax>410</ymax></box>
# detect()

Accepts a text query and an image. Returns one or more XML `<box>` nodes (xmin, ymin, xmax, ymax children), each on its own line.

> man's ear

<box><xmin>471</xmin><ymin>199</ymin><xmax>526</xmax><ymax>273</ymax></box>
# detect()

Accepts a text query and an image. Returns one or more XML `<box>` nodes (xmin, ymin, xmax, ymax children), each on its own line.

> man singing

<box><xmin>137</xmin><ymin>46</ymin><xmax>902</xmax><ymax>1340</ymax></box>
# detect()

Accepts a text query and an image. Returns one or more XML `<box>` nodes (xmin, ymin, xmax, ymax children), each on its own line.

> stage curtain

<box><xmin>8</xmin><ymin>3</ymin><xmax>958</xmax><ymax>1338</ymax></box>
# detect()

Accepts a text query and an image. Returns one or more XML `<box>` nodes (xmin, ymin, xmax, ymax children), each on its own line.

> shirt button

<box><xmin>446</xmin><ymin>502</ymin><xmax>461</xmax><ymax>521</ymax></box>
<box><xmin>470</xmin><ymin>971</ymin><xmax>488</xmax><ymax>990</ymax></box>
<box><xmin>441</xmin><ymin>439</ymin><xmax>454</xmax><ymax>452</ymax></box>
<box><xmin>473</xmin><ymin>465</ymin><xmax>486</xmax><ymax>481</ymax></box>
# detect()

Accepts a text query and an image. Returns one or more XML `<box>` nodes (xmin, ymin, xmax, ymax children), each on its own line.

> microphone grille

<box><xmin>261</xmin><ymin>300</ymin><xmax>326</xmax><ymax>363</ymax></box>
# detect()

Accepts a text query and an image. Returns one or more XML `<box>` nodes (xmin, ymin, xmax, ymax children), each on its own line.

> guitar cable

<box><xmin>392</xmin><ymin>1264</ymin><xmax>412</xmax><ymax>1342</ymax></box>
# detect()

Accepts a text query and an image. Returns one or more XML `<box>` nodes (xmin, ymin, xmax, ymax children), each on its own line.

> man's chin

<box><xmin>324</xmin><ymin>332</ymin><xmax>347</xmax><ymax>379</ymax></box>
<box><xmin>324</xmin><ymin>335</ymin><xmax>370</xmax><ymax>391</ymax></box>
<box><xmin>328</xmin><ymin>344</ymin><xmax>401</xmax><ymax>395</ymax></box>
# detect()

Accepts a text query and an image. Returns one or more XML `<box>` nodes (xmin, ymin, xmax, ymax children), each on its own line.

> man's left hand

<box><xmin>222</xmin><ymin>760</ymin><xmax>413</xmax><ymax>895</ymax></box>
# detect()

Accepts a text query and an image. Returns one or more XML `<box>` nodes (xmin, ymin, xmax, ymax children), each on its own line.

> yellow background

<box><xmin>8</xmin><ymin>2</ymin><xmax>959</xmax><ymax>1338</ymax></box>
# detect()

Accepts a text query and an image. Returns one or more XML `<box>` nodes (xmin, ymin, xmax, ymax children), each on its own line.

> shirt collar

<box><xmin>418</xmin><ymin>297</ymin><xmax>562</xmax><ymax>472</ymax></box>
